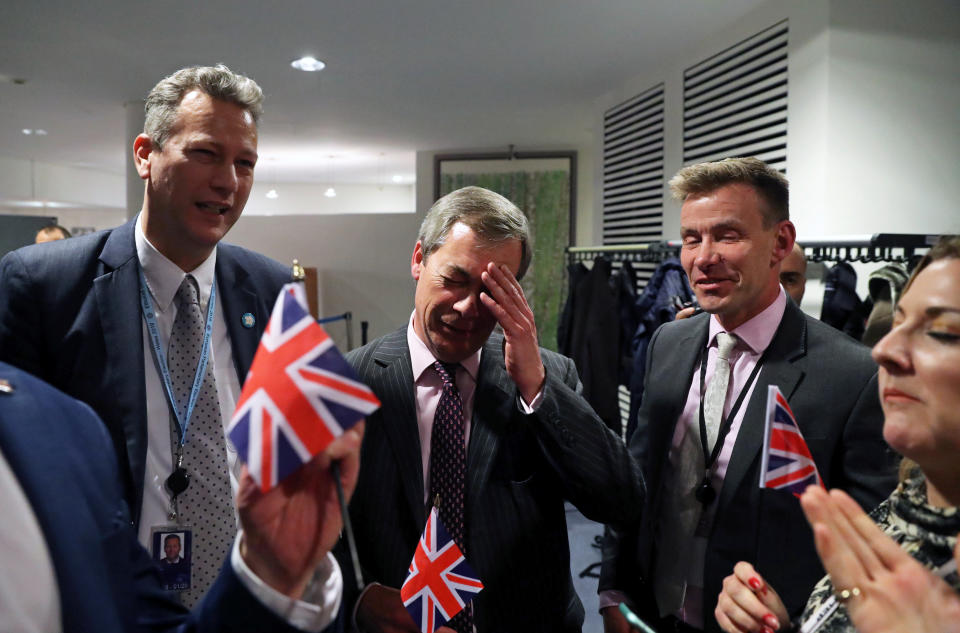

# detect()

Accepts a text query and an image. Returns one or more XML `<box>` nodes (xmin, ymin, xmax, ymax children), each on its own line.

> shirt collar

<box><xmin>406</xmin><ymin>311</ymin><xmax>481</xmax><ymax>383</ymax></box>
<box><xmin>708</xmin><ymin>287</ymin><xmax>786</xmax><ymax>355</ymax></box>
<box><xmin>135</xmin><ymin>213</ymin><xmax>217</xmax><ymax>313</ymax></box>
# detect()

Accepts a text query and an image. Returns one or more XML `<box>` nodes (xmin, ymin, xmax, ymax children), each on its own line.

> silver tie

<box><xmin>703</xmin><ymin>332</ymin><xmax>738</xmax><ymax>452</ymax></box>
<box><xmin>167</xmin><ymin>275</ymin><xmax>235</xmax><ymax>607</ymax></box>
<box><xmin>652</xmin><ymin>331</ymin><xmax>739</xmax><ymax>618</ymax></box>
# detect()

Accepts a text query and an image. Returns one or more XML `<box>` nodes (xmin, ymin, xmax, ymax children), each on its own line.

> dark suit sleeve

<box><xmin>10</xmin><ymin>364</ymin><xmax>340</xmax><ymax>633</ymax></box>
<box><xmin>597</xmin><ymin>323</ymin><xmax>665</xmax><ymax>598</ymax></box>
<box><xmin>0</xmin><ymin>251</ymin><xmax>45</xmax><ymax>378</ymax></box>
<box><xmin>833</xmin><ymin>372</ymin><xmax>898</xmax><ymax>511</ymax></box>
<box><xmin>528</xmin><ymin>350</ymin><xmax>645</xmax><ymax>527</ymax></box>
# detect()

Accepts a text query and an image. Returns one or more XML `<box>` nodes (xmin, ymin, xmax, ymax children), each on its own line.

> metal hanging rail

<box><xmin>797</xmin><ymin>233</ymin><xmax>940</xmax><ymax>263</ymax></box>
<box><xmin>566</xmin><ymin>240</ymin><xmax>682</xmax><ymax>264</ymax></box>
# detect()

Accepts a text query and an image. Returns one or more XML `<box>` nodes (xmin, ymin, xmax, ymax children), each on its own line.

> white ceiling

<box><xmin>1</xmin><ymin>0</ymin><xmax>767</xmax><ymax>187</ymax></box>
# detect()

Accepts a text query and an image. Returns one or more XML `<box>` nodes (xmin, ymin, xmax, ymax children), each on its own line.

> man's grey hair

<box><xmin>419</xmin><ymin>186</ymin><xmax>532</xmax><ymax>279</ymax></box>
<box><xmin>669</xmin><ymin>157</ymin><xmax>789</xmax><ymax>227</ymax></box>
<box><xmin>144</xmin><ymin>64</ymin><xmax>263</xmax><ymax>149</ymax></box>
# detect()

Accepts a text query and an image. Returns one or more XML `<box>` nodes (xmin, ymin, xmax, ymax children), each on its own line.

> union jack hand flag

<box><xmin>401</xmin><ymin>507</ymin><xmax>484</xmax><ymax>633</ymax></box>
<box><xmin>759</xmin><ymin>385</ymin><xmax>824</xmax><ymax>497</ymax></box>
<box><xmin>227</xmin><ymin>283</ymin><xmax>380</xmax><ymax>492</ymax></box>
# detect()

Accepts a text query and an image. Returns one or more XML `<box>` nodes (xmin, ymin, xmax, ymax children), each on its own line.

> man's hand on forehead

<box><xmin>480</xmin><ymin>262</ymin><xmax>545</xmax><ymax>404</ymax></box>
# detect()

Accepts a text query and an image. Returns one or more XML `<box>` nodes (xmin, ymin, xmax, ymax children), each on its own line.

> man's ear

<box><xmin>133</xmin><ymin>134</ymin><xmax>155</xmax><ymax>180</ymax></box>
<box><xmin>411</xmin><ymin>241</ymin><xmax>425</xmax><ymax>281</ymax></box>
<box><xmin>772</xmin><ymin>220</ymin><xmax>797</xmax><ymax>266</ymax></box>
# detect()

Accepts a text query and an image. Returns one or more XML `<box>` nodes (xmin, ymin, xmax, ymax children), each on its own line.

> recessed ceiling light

<box><xmin>324</xmin><ymin>187</ymin><xmax>337</xmax><ymax>198</ymax></box>
<box><xmin>35</xmin><ymin>129</ymin><xmax>47</xmax><ymax>136</ymax></box>
<box><xmin>22</xmin><ymin>129</ymin><xmax>32</xmax><ymax>135</ymax></box>
<box><xmin>392</xmin><ymin>175</ymin><xmax>403</xmax><ymax>183</ymax></box>
<box><xmin>291</xmin><ymin>56</ymin><xmax>326</xmax><ymax>72</ymax></box>
<box><xmin>21</xmin><ymin>128</ymin><xmax>47</xmax><ymax>136</ymax></box>
<box><xmin>265</xmin><ymin>189</ymin><xmax>279</xmax><ymax>199</ymax></box>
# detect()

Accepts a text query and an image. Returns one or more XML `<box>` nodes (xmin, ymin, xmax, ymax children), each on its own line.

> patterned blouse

<box><xmin>797</xmin><ymin>474</ymin><xmax>960</xmax><ymax>632</ymax></box>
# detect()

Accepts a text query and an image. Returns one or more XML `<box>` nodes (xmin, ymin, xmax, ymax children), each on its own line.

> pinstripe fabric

<box><xmin>339</xmin><ymin>328</ymin><xmax>645</xmax><ymax>633</ymax></box>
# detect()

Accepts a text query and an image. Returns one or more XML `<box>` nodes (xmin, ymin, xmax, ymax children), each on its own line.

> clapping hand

<box><xmin>799</xmin><ymin>485</ymin><xmax>960</xmax><ymax>633</ymax></box>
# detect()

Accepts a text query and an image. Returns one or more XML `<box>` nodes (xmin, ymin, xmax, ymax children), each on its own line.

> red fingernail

<box><xmin>748</xmin><ymin>577</ymin><xmax>762</xmax><ymax>591</ymax></box>
<box><xmin>763</xmin><ymin>613</ymin><xmax>780</xmax><ymax>630</ymax></box>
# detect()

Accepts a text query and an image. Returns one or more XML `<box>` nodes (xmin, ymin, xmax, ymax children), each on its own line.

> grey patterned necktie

<box><xmin>652</xmin><ymin>331</ymin><xmax>739</xmax><ymax>618</ymax></box>
<box><xmin>167</xmin><ymin>274</ymin><xmax>234</xmax><ymax>608</ymax></box>
<box><xmin>429</xmin><ymin>361</ymin><xmax>473</xmax><ymax>632</ymax></box>
<box><xmin>703</xmin><ymin>332</ymin><xmax>738</xmax><ymax>452</ymax></box>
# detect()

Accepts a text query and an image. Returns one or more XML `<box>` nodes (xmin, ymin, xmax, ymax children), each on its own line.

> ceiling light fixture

<box><xmin>22</xmin><ymin>129</ymin><xmax>32</xmax><ymax>135</ymax></box>
<box><xmin>265</xmin><ymin>189</ymin><xmax>279</xmax><ymax>199</ymax></box>
<box><xmin>291</xmin><ymin>56</ymin><xmax>326</xmax><ymax>72</ymax></box>
<box><xmin>324</xmin><ymin>187</ymin><xmax>337</xmax><ymax>198</ymax></box>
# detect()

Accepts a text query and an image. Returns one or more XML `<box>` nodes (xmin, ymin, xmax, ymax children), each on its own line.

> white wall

<box><xmin>245</xmin><ymin>182</ymin><xmax>415</xmax><ymax>216</ymax></box>
<box><xmin>817</xmin><ymin>0</ymin><xmax>960</xmax><ymax>235</ymax></box>
<box><xmin>590</xmin><ymin>0</ymin><xmax>959</xmax><ymax>244</ymax></box>
<box><xmin>225</xmin><ymin>212</ymin><xmax>420</xmax><ymax>351</ymax></box>
<box><xmin>0</xmin><ymin>156</ymin><xmax>125</xmax><ymax>208</ymax></box>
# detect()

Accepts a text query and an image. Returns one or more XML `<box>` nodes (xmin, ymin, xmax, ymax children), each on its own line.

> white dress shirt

<box><xmin>135</xmin><ymin>217</ymin><xmax>244</xmax><ymax>545</ymax></box>
<box><xmin>133</xmin><ymin>215</ymin><xmax>340</xmax><ymax>629</ymax></box>
<box><xmin>0</xmin><ymin>447</ymin><xmax>60</xmax><ymax>633</ymax></box>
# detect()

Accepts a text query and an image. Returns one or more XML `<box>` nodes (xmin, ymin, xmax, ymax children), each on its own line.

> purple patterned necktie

<box><xmin>429</xmin><ymin>361</ymin><xmax>473</xmax><ymax>632</ymax></box>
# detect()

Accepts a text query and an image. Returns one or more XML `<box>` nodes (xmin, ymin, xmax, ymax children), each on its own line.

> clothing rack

<box><xmin>798</xmin><ymin>233</ymin><xmax>939</xmax><ymax>264</ymax></box>
<box><xmin>566</xmin><ymin>240</ymin><xmax>682</xmax><ymax>264</ymax></box>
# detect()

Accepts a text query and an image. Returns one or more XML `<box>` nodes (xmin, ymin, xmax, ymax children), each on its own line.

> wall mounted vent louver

<box><xmin>683</xmin><ymin>20</ymin><xmax>788</xmax><ymax>172</ymax></box>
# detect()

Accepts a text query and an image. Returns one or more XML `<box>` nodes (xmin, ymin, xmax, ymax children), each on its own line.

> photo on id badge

<box><xmin>152</xmin><ymin>528</ymin><xmax>192</xmax><ymax>591</ymax></box>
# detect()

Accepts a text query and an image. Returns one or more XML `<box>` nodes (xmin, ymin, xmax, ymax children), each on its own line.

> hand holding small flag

<box><xmin>227</xmin><ymin>283</ymin><xmax>380</xmax><ymax>492</ymax></box>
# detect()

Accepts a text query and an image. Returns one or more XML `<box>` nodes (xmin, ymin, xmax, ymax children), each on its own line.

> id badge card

<box><xmin>151</xmin><ymin>527</ymin><xmax>192</xmax><ymax>591</ymax></box>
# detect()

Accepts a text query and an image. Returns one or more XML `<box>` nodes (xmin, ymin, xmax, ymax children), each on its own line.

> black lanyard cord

<box><xmin>694</xmin><ymin>341</ymin><xmax>768</xmax><ymax>504</ymax></box>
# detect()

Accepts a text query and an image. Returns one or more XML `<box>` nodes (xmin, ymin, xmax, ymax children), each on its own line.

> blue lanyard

<box><xmin>138</xmin><ymin>267</ymin><xmax>217</xmax><ymax>446</ymax></box>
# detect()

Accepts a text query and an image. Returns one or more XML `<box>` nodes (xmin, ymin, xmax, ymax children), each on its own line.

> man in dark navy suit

<box><xmin>0</xmin><ymin>64</ymin><xmax>290</xmax><ymax>604</ymax></box>
<box><xmin>0</xmin><ymin>360</ymin><xmax>360</xmax><ymax>632</ymax></box>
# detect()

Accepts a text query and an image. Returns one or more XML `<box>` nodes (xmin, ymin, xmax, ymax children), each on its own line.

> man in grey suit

<box><xmin>599</xmin><ymin>158</ymin><xmax>897</xmax><ymax>633</ymax></box>
<box><xmin>0</xmin><ymin>65</ymin><xmax>290</xmax><ymax>605</ymax></box>
<box><xmin>341</xmin><ymin>186</ymin><xmax>644</xmax><ymax>633</ymax></box>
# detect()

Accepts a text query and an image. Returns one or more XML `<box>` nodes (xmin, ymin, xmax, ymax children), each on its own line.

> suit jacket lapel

<box><xmin>645</xmin><ymin>318</ymin><xmax>708</xmax><ymax>491</ymax></box>
<box><xmin>466</xmin><ymin>334</ymin><xmax>513</xmax><ymax>519</ymax></box>
<box><xmin>95</xmin><ymin>219</ymin><xmax>148</xmax><ymax>519</ymax></box>
<box><xmin>372</xmin><ymin>329</ymin><xmax>426</xmax><ymax>528</ymax></box>
<box><xmin>719</xmin><ymin>301</ymin><xmax>806</xmax><ymax>508</ymax></box>
<box><xmin>217</xmin><ymin>248</ymin><xmax>273</xmax><ymax>383</ymax></box>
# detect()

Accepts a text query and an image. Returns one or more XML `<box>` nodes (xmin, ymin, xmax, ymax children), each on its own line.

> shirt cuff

<box><xmin>518</xmin><ymin>387</ymin><xmax>544</xmax><ymax>413</ymax></box>
<box><xmin>599</xmin><ymin>589</ymin><xmax>632</xmax><ymax>611</ymax></box>
<box><xmin>231</xmin><ymin>532</ymin><xmax>343</xmax><ymax>632</ymax></box>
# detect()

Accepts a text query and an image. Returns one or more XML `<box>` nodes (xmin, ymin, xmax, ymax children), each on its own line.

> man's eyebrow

<box><xmin>712</xmin><ymin>221</ymin><xmax>746</xmax><ymax>232</ymax></box>
<box><xmin>440</xmin><ymin>264</ymin><xmax>470</xmax><ymax>277</ymax></box>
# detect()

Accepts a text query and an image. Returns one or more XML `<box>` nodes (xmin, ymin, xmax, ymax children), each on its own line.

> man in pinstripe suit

<box><xmin>338</xmin><ymin>187</ymin><xmax>644</xmax><ymax>633</ymax></box>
